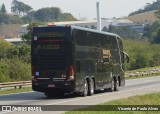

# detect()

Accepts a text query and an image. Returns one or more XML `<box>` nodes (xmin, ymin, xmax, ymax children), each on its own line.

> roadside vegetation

<box><xmin>1</xmin><ymin>32</ymin><xmax>160</xmax><ymax>82</ymax></box>
<box><xmin>0</xmin><ymin>39</ymin><xmax>30</xmax><ymax>82</ymax></box>
<box><xmin>0</xmin><ymin>87</ymin><xmax>32</xmax><ymax>95</ymax></box>
<box><xmin>123</xmin><ymin>39</ymin><xmax>160</xmax><ymax>70</ymax></box>
<box><xmin>65</xmin><ymin>92</ymin><xmax>160</xmax><ymax>114</ymax></box>
<box><xmin>1</xmin><ymin>0</ymin><xmax>160</xmax><ymax>82</ymax></box>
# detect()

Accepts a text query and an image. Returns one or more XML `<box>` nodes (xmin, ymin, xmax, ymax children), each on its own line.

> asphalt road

<box><xmin>0</xmin><ymin>76</ymin><xmax>160</xmax><ymax>114</ymax></box>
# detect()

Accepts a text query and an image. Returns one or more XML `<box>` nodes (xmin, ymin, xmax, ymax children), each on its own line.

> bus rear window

<box><xmin>40</xmin><ymin>44</ymin><xmax>60</xmax><ymax>50</ymax></box>
<box><xmin>34</xmin><ymin>37</ymin><xmax>66</xmax><ymax>51</ymax></box>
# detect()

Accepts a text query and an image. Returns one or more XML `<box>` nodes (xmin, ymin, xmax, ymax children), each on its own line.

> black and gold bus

<box><xmin>31</xmin><ymin>25</ymin><xmax>129</xmax><ymax>97</ymax></box>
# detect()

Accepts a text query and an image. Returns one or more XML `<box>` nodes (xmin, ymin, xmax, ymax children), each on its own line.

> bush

<box><xmin>0</xmin><ymin>39</ymin><xmax>31</xmax><ymax>82</ymax></box>
<box><xmin>123</xmin><ymin>39</ymin><xmax>160</xmax><ymax>70</ymax></box>
<box><xmin>10</xmin><ymin>59</ymin><xmax>31</xmax><ymax>81</ymax></box>
<box><xmin>0</xmin><ymin>59</ymin><xmax>10</xmax><ymax>82</ymax></box>
<box><xmin>0</xmin><ymin>39</ymin><xmax>11</xmax><ymax>59</ymax></box>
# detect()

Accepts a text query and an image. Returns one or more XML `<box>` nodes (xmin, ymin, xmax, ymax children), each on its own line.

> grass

<box><xmin>65</xmin><ymin>92</ymin><xmax>160</xmax><ymax>114</ymax></box>
<box><xmin>0</xmin><ymin>87</ymin><xmax>32</xmax><ymax>95</ymax></box>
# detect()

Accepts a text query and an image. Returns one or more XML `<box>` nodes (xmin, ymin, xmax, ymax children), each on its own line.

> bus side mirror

<box><xmin>126</xmin><ymin>54</ymin><xmax>129</xmax><ymax>63</ymax></box>
<box><xmin>122</xmin><ymin>51</ymin><xmax>129</xmax><ymax>63</ymax></box>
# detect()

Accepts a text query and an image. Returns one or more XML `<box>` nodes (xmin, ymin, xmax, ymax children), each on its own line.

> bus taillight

<box><xmin>66</xmin><ymin>24</ymin><xmax>71</xmax><ymax>28</ymax></box>
<box><xmin>48</xmin><ymin>23</ymin><xmax>56</xmax><ymax>26</ymax></box>
<box><xmin>31</xmin><ymin>66</ymin><xmax>37</xmax><ymax>81</ymax></box>
<box><xmin>67</xmin><ymin>66</ymin><xmax>75</xmax><ymax>81</ymax></box>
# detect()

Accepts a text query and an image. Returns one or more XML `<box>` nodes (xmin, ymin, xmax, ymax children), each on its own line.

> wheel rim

<box><xmin>115</xmin><ymin>80</ymin><xmax>119</xmax><ymax>91</ymax></box>
<box><xmin>111</xmin><ymin>79</ymin><xmax>114</xmax><ymax>91</ymax></box>
<box><xmin>90</xmin><ymin>80</ymin><xmax>94</xmax><ymax>94</ymax></box>
<box><xmin>84</xmin><ymin>81</ymin><xmax>88</xmax><ymax>96</ymax></box>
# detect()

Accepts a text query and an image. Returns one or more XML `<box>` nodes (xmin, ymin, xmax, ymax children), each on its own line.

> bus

<box><xmin>31</xmin><ymin>25</ymin><xmax>129</xmax><ymax>97</ymax></box>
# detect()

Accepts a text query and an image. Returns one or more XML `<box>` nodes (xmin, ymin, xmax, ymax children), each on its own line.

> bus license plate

<box><xmin>48</xmin><ymin>84</ymin><xmax>55</xmax><ymax>88</ymax></box>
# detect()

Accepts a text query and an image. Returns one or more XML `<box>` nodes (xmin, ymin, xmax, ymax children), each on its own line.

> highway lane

<box><xmin>0</xmin><ymin>76</ymin><xmax>160</xmax><ymax>114</ymax></box>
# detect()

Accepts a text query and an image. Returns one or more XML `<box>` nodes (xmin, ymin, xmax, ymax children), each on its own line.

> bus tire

<box><xmin>81</xmin><ymin>80</ymin><xmax>88</xmax><ymax>97</ymax></box>
<box><xmin>45</xmin><ymin>92</ymin><xmax>53</xmax><ymax>98</ymax></box>
<box><xmin>109</xmin><ymin>78</ymin><xmax>114</xmax><ymax>92</ymax></box>
<box><xmin>114</xmin><ymin>78</ymin><xmax>119</xmax><ymax>91</ymax></box>
<box><xmin>88</xmin><ymin>79</ymin><xmax>94</xmax><ymax>96</ymax></box>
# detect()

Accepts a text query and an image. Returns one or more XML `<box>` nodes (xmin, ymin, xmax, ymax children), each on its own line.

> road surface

<box><xmin>0</xmin><ymin>76</ymin><xmax>160</xmax><ymax>114</ymax></box>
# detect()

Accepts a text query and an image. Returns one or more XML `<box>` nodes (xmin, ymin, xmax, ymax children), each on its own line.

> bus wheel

<box><xmin>45</xmin><ymin>92</ymin><xmax>53</xmax><ymax>98</ymax></box>
<box><xmin>109</xmin><ymin>79</ymin><xmax>114</xmax><ymax>92</ymax></box>
<box><xmin>114</xmin><ymin>79</ymin><xmax>119</xmax><ymax>91</ymax></box>
<box><xmin>81</xmin><ymin>80</ymin><xmax>88</xmax><ymax>97</ymax></box>
<box><xmin>88</xmin><ymin>79</ymin><xmax>94</xmax><ymax>96</ymax></box>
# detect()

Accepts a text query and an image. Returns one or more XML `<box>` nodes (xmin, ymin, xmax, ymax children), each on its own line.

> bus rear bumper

<box><xmin>32</xmin><ymin>81</ymin><xmax>75</xmax><ymax>93</ymax></box>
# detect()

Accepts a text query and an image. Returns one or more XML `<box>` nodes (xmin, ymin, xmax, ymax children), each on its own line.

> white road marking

<box><xmin>0</xmin><ymin>78</ymin><xmax>160</xmax><ymax>114</ymax></box>
<box><xmin>46</xmin><ymin>83</ymin><xmax>160</xmax><ymax>105</ymax></box>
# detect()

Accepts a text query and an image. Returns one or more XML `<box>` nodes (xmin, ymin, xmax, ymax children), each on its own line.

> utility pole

<box><xmin>96</xmin><ymin>2</ymin><xmax>101</xmax><ymax>31</ymax></box>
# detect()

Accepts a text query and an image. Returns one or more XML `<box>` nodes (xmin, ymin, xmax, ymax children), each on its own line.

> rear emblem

<box><xmin>34</xmin><ymin>36</ymin><xmax>37</xmax><ymax>40</ymax></box>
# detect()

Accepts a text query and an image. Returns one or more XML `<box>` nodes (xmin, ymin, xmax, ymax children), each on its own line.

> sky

<box><xmin>0</xmin><ymin>0</ymin><xmax>156</xmax><ymax>20</ymax></box>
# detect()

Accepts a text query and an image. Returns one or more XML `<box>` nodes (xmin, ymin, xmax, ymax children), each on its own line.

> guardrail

<box><xmin>0</xmin><ymin>68</ymin><xmax>160</xmax><ymax>90</ymax></box>
<box><xmin>125</xmin><ymin>68</ymin><xmax>160</xmax><ymax>77</ymax></box>
<box><xmin>0</xmin><ymin>81</ymin><xmax>31</xmax><ymax>90</ymax></box>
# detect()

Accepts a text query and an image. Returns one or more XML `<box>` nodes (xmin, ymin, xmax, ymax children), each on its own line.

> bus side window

<box><xmin>76</xmin><ymin>60</ymin><xmax>81</xmax><ymax>73</ymax></box>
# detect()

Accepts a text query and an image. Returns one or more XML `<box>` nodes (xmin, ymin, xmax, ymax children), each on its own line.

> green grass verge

<box><xmin>0</xmin><ymin>87</ymin><xmax>32</xmax><ymax>95</ymax></box>
<box><xmin>65</xmin><ymin>92</ymin><xmax>160</xmax><ymax>114</ymax></box>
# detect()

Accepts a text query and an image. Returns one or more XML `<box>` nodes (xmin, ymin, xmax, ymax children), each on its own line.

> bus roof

<box><xmin>71</xmin><ymin>25</ymin><xmax>120</xmax><ymax>38</ymax></box>
<box><xmin>34</xmin><ymin>25</ymin><xmax>121</xmax><ymax>39</ymax></box>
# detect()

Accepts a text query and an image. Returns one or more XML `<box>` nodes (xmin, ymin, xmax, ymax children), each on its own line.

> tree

<box><xmin>11</xmin><ymin>0</ymin><xmax>33</xmax><ymax>16</ymax></box>
<box><xmin>11</xmin><ymin>0</ymin><xmax>20</xmax><ymax>15</ymax></box>
<box><xmin>0</xmin><ymin>13</ymin><xmax>9</xmax><ymax>24</ymax></box>
<box><xmin>34</xmin><ymin>7</ymin><xmax>61</xmax><ymax>22</ymax></box>
<box><xmin>22</xmin><ymin>22</ymin><xmax>40</xmax><ymax>42</ymax></box>
<box><xmin>60</xmin><ymin>13</ymin><xmax>77</xmax><ymax>21</ymax></box>
<box><xmin>0</xmin><ymin>39</ymin><xmax>11</xmax><ymax>59</ymax></box>
<box><xmin>1</xmin><ymin>4</ymin><xmax>7</xmax><ymax>14</ymax></box>
<box><xmin>153</xmin><ymin>28</ymin><xmax>160</xmax><ymax>43</ymax></box>
<box><xmin>143</xmin><ymin>21</ymin><xmax>160</xmax><ymax>42</ymax></box>
<box><xmin>32</xmin><ymin>7</ymin><xmax>76</xmax><ymax>22</ymax></box>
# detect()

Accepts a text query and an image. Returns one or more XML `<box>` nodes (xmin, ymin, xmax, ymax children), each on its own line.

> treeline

<box><xmin>143</xmin><ymin>20</ymin><xmax>160</xmax><ymax>43</ymax></box>
<box><xmin>129</xmin><ymin>0</ymin><xmax>160</xmax><ymax>16</ymax></box>
<box><xmin>123</xmin><ymin>40</ymin><xmax>160</xmax><ymax>70</ymax></box>
<box><xmin>1</xmin><ymin>38</ymin><xmax>160</xmax><ymax>82</ymax></box>
<box><xmin>0</xmin><ymin>0</ymin><xmax>76</xmax><ymax>24</ymax></box>
<box><xmin>23</xmin><ymin>7</ymin><xmax>76</xmax><ymax>23</ymax></box>
<box><xmin>0</xmin><ymin>39</ymin><xmax>30</xmax><ymax>82</ymax></box>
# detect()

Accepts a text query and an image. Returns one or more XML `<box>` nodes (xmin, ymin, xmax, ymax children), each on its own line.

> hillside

<box><xmin>126</xmin><ymin>10</ymin><xmax>159</xmax><ymax>24</ymax></box>
<box><xmin>129</xmin><ymin>0</ymin><xmax>160</xmax><ymax>16</ymax></box>
<box><xmin>0</xmin><ymin>24</ymin><xmax>22</xmax><ymax>38</ymax></box>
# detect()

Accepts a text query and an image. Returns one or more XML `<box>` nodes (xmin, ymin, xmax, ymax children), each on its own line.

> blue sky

<box><xmin>0</xmin><ymin>0</ymin><xmax>156</xmax><ymax>19</ymax></box>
